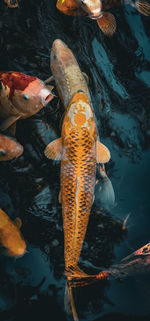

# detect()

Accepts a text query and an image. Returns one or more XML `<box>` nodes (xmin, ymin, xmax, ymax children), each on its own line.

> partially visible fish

<box><xmin>97</xmin><ymin>0</ymin><xmax>150</xmax><ymax>36</ymax></box>
<box><xmin>56</xmin><ymin>0</ymin><xmax>102</xmax><ymax>17</ymax></box>
<box><xmin>4</xmin><ymin>0</ymin><xmax>20</xmax><ymax>8</ymax></box>
<box><xmin>56</xmin><ymin>0</ymin><xmax>150</xmax><ymax>37</ymax></box>
<box><xmin>0</xmin><ymin>71</ymin><xmax>54</xmax><ymax>135</ymax></box>
<box><xmin>56</xmin><ymin>0</ymin><xmax>84</xmax><ymax>16</ymax></box>
<box><xmin>95</xmin><ymin>164</ymin><xmax>115</xmax><ymax>211</ymax></box>
<box><xmin>0</xmin><ymin>134</ymin><xmax>23</xmax><ymax>161</ymax></box>
<box><xmin>0</xmin><ymin>208</ymin><xmax>26</xmax><ymax>257</ymax></box>
<box><xmin>68</xmin><ymin>242</ymin><xmax>150</xmax><ymax>287</ymax></box>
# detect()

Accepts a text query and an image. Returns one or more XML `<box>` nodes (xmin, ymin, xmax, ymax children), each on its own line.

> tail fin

<box><xmin>64</xmin><ymin>242</ymin><xmax>150</xmax><ymax>288</ymax></box>
<box><xmin>64</xmin><ymin>280</ymin><xmax>79</xmax><ymax>321</ymax></box>
<box><xmin>132</xmin><ymin>0</ymin><xmax>150</xmax><ymax>15</ymax></box>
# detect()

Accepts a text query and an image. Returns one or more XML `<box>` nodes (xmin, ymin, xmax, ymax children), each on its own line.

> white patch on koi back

<box><xmin>68</xmin><ymin>99</ymin><xmax>93</xmax><ymax>127</ymax></box>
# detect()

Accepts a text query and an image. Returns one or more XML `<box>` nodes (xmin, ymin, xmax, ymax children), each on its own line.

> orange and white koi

<box><xmin>0</xmin><ymin>71</ymin><xmax>54</xmax><ymax>135</ymax></box>
<box><xmin>0</xmin><ymin>208</ymin><xmax>26</xmax><ymax>257</ymax></box>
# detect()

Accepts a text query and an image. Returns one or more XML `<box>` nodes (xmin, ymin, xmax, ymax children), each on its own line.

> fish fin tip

<box><xmin>44</xmin><ymin>75</ymin><xmax>54</xmax><ymax>84</ymax></box>
<box><xmin>64</xmin><ymin>281</ymin><xmax>79</xmax><ymax>321</ymax></box>
<box><xmin>0</xmin><ymin>115</ymin><xmax>20</xmax><ymax>132</ymax></box>
<box><xmin>133</xmin><ymin>0</ymin><xmax>150</xmax><ymax>15</ymax></box>
<box><xmin>96</xmin><ymin>140</ymin><xmax>111</xmax><ymax>163</ymax></box>
<box><xmin>44</xmin><ymin>137</ymin><xmax>62</xmax><ymax>160</ymax></box>
<box><xmin>97</xmin><ymin>12</ymin><xmax>117</xmax><ymax>37</ymax></box>
<box><xmin>82</xmin><ymin>72</ymin><xmax>89</xmax><ymax>84</ymax></box>
<box><xmin>14</xmin><ymin>217</ymin><xmax>22</xmax><ymax>229</ymax></box>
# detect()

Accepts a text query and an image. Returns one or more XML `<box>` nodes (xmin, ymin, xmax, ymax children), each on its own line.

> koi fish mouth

<box><xmin>87</xmin><ymin>6</ymin><xmax>103</xmax><ymax>19</ymax></box>
<box><xmin>40</xmin><ymin>88</ymin><xmax>54</xmax><ymax>106</ymax></box>
<box><xmin>88</xmin><ymin>12</ymin><xmax>103</xmax><ymax>20</ymax></box>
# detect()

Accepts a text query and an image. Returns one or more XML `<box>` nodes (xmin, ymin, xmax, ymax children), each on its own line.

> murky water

<box><xmin>0</xmin><ymin>0</ymin><xmax>150</xmax><ymax>320</ymax></box>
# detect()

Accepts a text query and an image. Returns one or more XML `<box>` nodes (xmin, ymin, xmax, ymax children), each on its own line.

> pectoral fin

<box><xmin>44</xmin><ymin>137</ymin><xmax>62</xmax><ymax>160</ymax></box>
<box><xmin>97</xmin><ymin>13</ymin><xmax>116</xmax><ymax>37</ymax></box>
<box><xmin>96</xmin><ymin>140</ymin><xmax>110</xmax><ymax>163</ymax></box>
<box><xmin>133</xmin><ymin>0</ymin><xmax>150</xmax><ymax>15</ymax></box>
<box><xmin>6</xmin><ymin>122</ymin><xmax>16</xmax><ymax>136</ymax></box>
<box><xmin>82</xmin><ymin>72</ymin><xmax>89</xmax><ymax>84</ymax></box>
<box><xmin>0</xmin><ymin>115</ymin><xmax>21</xmax><ymax>132</ymax></box>
<box><xmin>14</xmin><ymin>217</ymin><xmax>22</xmax><ymax>229</ymax></box>
<box><xmin>44</xmin><ymin>76</ymin><xmax>54</xmax><ymax>84</ymax></box>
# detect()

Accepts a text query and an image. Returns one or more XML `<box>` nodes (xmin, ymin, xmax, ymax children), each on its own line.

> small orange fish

<box><xmin>0</xmin><ymin>208</ymin><xmax>26</xmax><ymax>257</ymax></box>
<box><xmin>4</xmin><ymin>0</ymin><xmax>20</xmax><ymax>8</ymax></box>
<box><xmin>0</xmin><ymin>71</ymin><xmax>54</xmax><ymax>136</ymax></box>
<box><xmin>0</xmin><ymin>134</ymin><xmax>23</xmax><ymax>161</ymax></box>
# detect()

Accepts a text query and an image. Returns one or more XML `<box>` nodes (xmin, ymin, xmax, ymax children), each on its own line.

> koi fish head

<box><xmin>75</xmin><ymin>0</ymin><xmax>102</xmax><ymax>19</ymax></box>
<box><xmin>62</xmin><ymin>92</ymin><xmax>96</xmax><ymax>136</ymax></box>
<box><xmin>0</xmin><ymin>72</ymin><xmax>54</xmax><ymax>117</ymax></box>
<box><xmin>51</xmin><ymin>39</ymin><xmax>75</xmax><ymax>76</ymax></box>
<box><xmin>0</xmin><ymin>134</ymin><xmax>23</xmax><ymax>161</ymax></box>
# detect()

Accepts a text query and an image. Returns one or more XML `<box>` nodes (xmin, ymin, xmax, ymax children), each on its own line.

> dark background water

<box><xmin>0</xmin><ymin>0</ymin><xmax>150</xmax><ymax>320</ymax></box>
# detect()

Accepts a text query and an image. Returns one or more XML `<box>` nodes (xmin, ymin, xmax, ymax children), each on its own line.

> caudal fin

<box><xmin>65</xmin><ymin>242</ymin><xmax>150</xmax><ymax>288</ymax></box>
<box><xmin>64</xmin><ymin>280</ymin><xmax>79</xmax><ymax>321</ymax></box>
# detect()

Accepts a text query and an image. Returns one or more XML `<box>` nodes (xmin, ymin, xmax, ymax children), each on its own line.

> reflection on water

<box><xmin>0</xmin><ymin>0</ymin><xmax>150</xmax><ymax>320</ymax></box>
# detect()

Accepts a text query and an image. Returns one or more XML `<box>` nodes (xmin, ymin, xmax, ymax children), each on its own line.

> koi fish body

<box><xmin>61</xmin><ymin>92</ymin><xmax>97</xmax><ymax>271</ymax></box>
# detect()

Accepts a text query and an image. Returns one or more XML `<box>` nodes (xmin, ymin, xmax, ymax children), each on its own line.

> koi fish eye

<box><xmin>81</xmin><ymin>0</ymin><xmax>86</xmax><ymax>4</ymax></box>
<box><xmin>0</xmin><ymin>150</ymin><xmax>6</xmax><ymax>156</ymax></box>
<box><xmin>23</xmin><ymin>94</ymin><xmax>29</xmax><ymax>100</ymax></box>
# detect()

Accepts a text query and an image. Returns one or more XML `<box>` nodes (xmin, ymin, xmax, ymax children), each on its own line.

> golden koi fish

<box><xmin>0</xmin><ymin>208</ymin><xmax>26</xmax><ymax>257</ymax></box>
<box><xmin>45</xmin><ymin>39</ymin><xmax>110</xmax><ymax>275</ymax></box>
<box><xmin>45</xmin><ymin>39</ymin><xmax>111</xmax><ymax>320</ymax></box>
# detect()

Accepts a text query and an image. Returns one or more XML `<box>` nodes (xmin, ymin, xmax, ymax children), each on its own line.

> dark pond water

<box><xmin>0</xmin><ymin>0</ymin><xmax>150</xmax><ymax>320</ymax></box>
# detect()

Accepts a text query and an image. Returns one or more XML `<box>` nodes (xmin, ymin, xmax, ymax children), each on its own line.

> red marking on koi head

<box><xmin>0</xmin><ymin>72</ymin><xmax>36</xmax><ymax>101</ymax></box>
